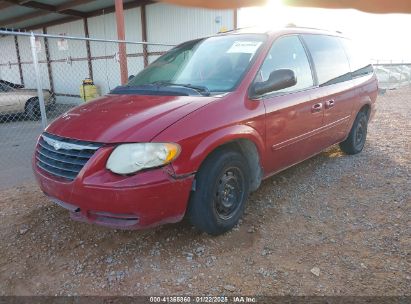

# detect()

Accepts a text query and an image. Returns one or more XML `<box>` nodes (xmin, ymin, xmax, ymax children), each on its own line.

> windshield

<box><xmin>0</xmin><ymin>84</ymin><xmax>11</xmax><ymax>92</ymax></box>
<box><xmin>127</xmin><ymin>34</ymin><xmax>266</xmax><ymax>93</ymax></box>
<box><xmin>0</xmin><ymin>80</ymin><xmax>20</xmax><ymax>92</ymax></box>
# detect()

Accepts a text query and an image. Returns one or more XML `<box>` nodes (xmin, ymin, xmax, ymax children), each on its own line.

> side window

<box><xmin>256</xmin><ymin>35</ymin><xmax>314</xmax><ymax>93</ymax></box>
<box><xmin>340</xmin><ymin>38</ymin><xmax>373</xmax><ymax>78</ymax></box>
<box><xmin>302</xmin><ymin>34</ymin><xmax>351</xmax><ymax>86</ymax></box>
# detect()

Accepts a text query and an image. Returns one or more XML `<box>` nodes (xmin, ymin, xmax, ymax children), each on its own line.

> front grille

<box><xmin>36</xmin><ymin>132</ymin><xmax>102</xmax><ymax>181</ymax></box>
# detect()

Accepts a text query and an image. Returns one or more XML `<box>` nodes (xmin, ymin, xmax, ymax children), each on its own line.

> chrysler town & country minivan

<box><xmin>33</xmin><ymin>27</ymin><xmax>378</xmax><ymax>235</ymax></box>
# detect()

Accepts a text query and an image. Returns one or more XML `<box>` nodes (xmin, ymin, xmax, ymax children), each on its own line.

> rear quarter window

<box><xmin>302</xmin><ymin>34</ymin><xmax>351</xmax><ymax>86</ymax></box>
<box><xmin>340</xmin><ymin>38</ymin><xmax>374</xmax><ymax>78</ymax></box>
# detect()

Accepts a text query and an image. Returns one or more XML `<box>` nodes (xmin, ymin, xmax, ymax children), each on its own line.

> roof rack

<box><xmin>285</xmin><ymin>24</ymin><xmax>342</xmax><ymax>34</ymax></box>
<box><xmin>217</xmin><ymin>26</ymin><xmax>260</xmax><ymax>34</ymax></box>
<box><xmin>217</xmin><ymin>25</ymin><xmax>344</xmax><ymax>36</ymax></box>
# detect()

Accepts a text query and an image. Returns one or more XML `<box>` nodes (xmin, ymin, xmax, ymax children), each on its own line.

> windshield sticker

<box><xmin>227</xmin><ymin>41</ymin><xmax>262</xmax><ymax>54</ymax></box>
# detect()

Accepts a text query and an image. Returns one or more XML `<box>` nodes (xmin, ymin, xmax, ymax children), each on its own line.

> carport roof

<box><xmin>0</xmin><ymin>0</ymin><xmax>154</xmax><ymax>31</ymax></box>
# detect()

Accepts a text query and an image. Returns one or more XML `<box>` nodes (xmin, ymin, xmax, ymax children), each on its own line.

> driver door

<box><xmin>254</xmin><ymin>35</ymin><xmax>327</xmax><ymax>174</ymax></box>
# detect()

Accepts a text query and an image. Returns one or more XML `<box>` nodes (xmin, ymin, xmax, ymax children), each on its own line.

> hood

<box><xmin>46</xmin><ymin>94</ymin><xmax>218</xmax><ymax>143</ymax></box>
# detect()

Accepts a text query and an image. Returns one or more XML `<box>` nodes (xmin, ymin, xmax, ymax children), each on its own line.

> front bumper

<box><xmin>33</xmin><ymin>145</ymin><xmax>194</xmax><ymax>229</ymax></box>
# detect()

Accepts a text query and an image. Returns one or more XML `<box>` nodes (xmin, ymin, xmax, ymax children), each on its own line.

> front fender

<box><xmin>171</xmin><ymin>124</ymin><xmax>265</xmax><ymax>176</ymax></box>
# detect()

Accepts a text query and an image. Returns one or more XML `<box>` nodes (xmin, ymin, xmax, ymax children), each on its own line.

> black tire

<box><xmin>25</xmin><ymin>98</ymin><xmax>41</xmax><ymax>121</ymax></box>
<box><xmin>339</xmin><ymin>111</ymin><xmax>368</xmax><ymax>155</ymax></box>
<box><xmin>187</xmin><ymin>149</ymin><xmax>251</xmax><ymax>235</ymax></box>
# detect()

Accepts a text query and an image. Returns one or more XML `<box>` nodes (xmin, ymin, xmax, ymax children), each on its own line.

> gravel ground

<box><xmin>0</xmin><ymin>87</ymin><xmax>410</xmax><ymax>296</ymax></box>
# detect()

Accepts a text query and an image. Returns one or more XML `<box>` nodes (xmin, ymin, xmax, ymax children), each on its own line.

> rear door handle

<box><xmin>325</xmin><ymin>99</ymin><xmax>335</xmax><ymax>109</ymax></box>
<box><xmin>311</xmin><ymin>103</ymin><xmax>323</xmax><ymax>113</ymax></box>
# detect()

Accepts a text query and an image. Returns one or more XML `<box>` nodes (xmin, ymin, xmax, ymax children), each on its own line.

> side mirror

<box><xmin>250</xmin><ymin>69</ymin><xmax>297</xmax><ymax>97</ymax></box>
<box><xmin>128</xmin><ymin>75</ymin><xmax>135</xmax><ymax>81</ymax></box>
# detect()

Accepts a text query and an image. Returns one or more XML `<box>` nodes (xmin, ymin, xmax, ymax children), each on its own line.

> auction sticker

<box><xmin>227</xmin><ymin>41</ymin><xmax>262</xmax><ymax>54</ymax></box>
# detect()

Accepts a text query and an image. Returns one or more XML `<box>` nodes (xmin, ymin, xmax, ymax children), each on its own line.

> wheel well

<box><xmin>200</xmin><ymin>139</ymin><xmax>263</xmax><ymax>192</ymax></box>
<box><xmin>359</xmin><ymin>104</ymin><xmax>371</xmax><ymax>119</ymax></box>
<box><xmin>24</xmin><ymin>97</ymin><xmax>38</xmax><ymax>111</ymax></box>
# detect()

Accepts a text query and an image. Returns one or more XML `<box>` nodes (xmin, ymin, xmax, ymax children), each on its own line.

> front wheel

<box><xmin>187</xmin><ymin>149</ymin><xmax>251</xmax><ymax>235</ymax></box>
<box><xmin>25</xmin><ymin>98</ymin><xmax>41</xmax><ymax>121</ymax></box>
<box><xmin>339</xmin><ymin>111</ymin><xmax>368</xmax><ymax>155</ymax></box>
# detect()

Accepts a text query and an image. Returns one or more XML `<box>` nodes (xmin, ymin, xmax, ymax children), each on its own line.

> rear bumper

<box><xmin>33</xmin><ymin>146</ymin><xmax>194</xmax><ymax>229</ymax></box>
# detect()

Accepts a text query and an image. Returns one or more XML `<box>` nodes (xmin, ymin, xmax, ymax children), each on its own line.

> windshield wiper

<box><xmin>151</xmin><ymin>81</ymin><xmax>210</xmax><ymax>96</ymax></box>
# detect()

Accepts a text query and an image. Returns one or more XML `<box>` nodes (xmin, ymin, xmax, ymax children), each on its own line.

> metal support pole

<box><xmin>115</xmin><ymin>0</ymin><xmax>128</xmax><ymax>85</ymax></box>
<box><xmin>14</xmin><ymin>35</ymin><xmax>24</xmax><ymax>86</ymax></box>
<box><xmin>141</xmin><ymin>4</ymin><xmax>149</xmax><ymax>67</ymax></box>
<box><xmin>233</xmin><ymin>8</ymin><xmax>238</xmax><ymax>30</ymax></box>
<box><xmin>29</xmin><ymin>32</ymin><xmax>48</xmax><ymax>129</ymax></box>
<box><xmin>43</xmin><ymin>27</ymin><xmax>55</xmax><ymax>94</ymax></box>
<box><xmin>83</xmin><ymin>17</ymin><xmax>93</xmax><ymax>80</ymax></box>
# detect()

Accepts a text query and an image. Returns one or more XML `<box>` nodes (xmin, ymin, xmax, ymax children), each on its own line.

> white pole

<box><xmin>29</xmin><ymin>32</ymin><xmax>48</xmax><ymax>129</ymax></box>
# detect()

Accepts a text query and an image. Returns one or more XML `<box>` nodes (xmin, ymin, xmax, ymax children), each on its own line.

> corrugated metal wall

<box><xmin>47</xmin><ymin>20</ymin><xmax>88</xmax><ymax>104</ymax></box>
<box><xmin>86</xmin><ymin>7</ymin><xmax>145</xmax><ymax>96</ymax></box>
<box><xmin>147</xmin><ymin>3</ymin><xmax>233</xmax><ymax>44</ymax></box>
<box><xmin>17</xmin><ymin>29</ymin><xmax>51</xmax><ymax>93</ymax></box>
<box><xmin>0</xmin><ymin>4</ymin><xmax>234</xmax><ymax>104</ymax></box>
<box><xmin>0</xmin><ymin>36</ymin><xmax>20</xmax><ymax>84</ymax></box>
<box><xmin>146</xmin><ymin>3</ymin><xmax>234</xmax><ymax>62</ymax></box>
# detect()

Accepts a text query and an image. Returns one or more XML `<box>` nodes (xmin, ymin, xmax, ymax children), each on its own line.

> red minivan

<box><xmin>33</xmin><ymin>27</ymin><xmax>377</xmax><ymax>235</ymax></box>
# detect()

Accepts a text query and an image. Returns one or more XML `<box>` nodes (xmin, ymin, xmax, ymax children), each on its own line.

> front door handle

<box><xmin>325</xmin><ymin>99</ymin><xmax>335</xmax><ymax>109</ymax></box>
<box><xmin>311</xmin><ymin>103</ymin><xmax>323</xmax><ymax>113</ymax></box>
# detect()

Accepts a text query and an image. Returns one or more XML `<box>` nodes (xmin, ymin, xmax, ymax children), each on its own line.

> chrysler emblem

<box><xmin>53</xmin><ymin>142</ymin><xmax>62</xmax><ymax>150</ymax></box>
<box><xmin>41</xmin><ymin>134</ymin><xmax>100</xmax><ymax>152</ymax></box>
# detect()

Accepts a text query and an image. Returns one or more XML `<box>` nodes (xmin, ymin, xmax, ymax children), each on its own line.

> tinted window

<box><xmin>0</xmin><ymin>80</ymin><xmax>21</xmax><ymax>91</ymax></box>
<box><xmin>302</xmin><ymin>34</ymin><xmax>351</xmax><ymax>86</ymax></box>
<box><xmin>340</xmin><ymin>38</ymin><xmax>374</xmax><ymax>78</ymax></box>
<box><xmin>256</xmin><ymin>35</ymin><xmax>313</xmax><ymax>93</ymax></box>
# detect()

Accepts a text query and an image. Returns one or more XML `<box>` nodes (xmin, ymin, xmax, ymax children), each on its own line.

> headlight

<box><xmin>106</xmin><ymin>143</ymin><xmax>180</xmax><ymax>174</ymax></box>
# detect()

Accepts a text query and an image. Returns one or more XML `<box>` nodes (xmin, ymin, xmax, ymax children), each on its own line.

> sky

<box><xmin>238</xmin><ymin>0</ymin><xmax>411</xmax><ymax>63</ymax></box>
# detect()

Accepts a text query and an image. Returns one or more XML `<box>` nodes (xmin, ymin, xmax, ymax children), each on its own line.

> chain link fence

<box><xmin>0</xmin><ymin>30</ymin><xmax>174</xmax><ymax>189</ymax></box>
<box><xmin>372</xmin><ymin>60</ymin><xmax>411</xmax><ymax>91</ymax></box>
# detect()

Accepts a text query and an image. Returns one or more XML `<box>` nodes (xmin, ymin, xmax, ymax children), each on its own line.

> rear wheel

<box><xmin>187</xmin><ymin>149</ymin><xmax>250</xmax><ymax>235</ymax></box>
<box><xmin>25</xmin><ymin>98</ymin><xmax>41</xmax><ymax>121</ymax></box>
<box><xmin>339</xmin><ymin>111</ymin><xmax>368</xmax><ymax>155</ymax></box>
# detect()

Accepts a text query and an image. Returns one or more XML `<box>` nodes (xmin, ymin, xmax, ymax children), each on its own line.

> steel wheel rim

<box><xmin>213</xmin><ymin>166</ymin><xmax>245</xmax><ymax>220</ymax></box>
<box><xmin>354</xmin><ymin>118</ymin><xmax>366</xmax><ymax>149</ymax></box>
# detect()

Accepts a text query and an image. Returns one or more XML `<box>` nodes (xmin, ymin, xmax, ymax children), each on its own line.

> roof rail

<box><xmin>285</xmin><ymin>24</ymin><xmax>342</xmax><ymax>34</ymax></box>
<box><xmin>217</xmin><ymin>25</ymin><xmax>344</xmax><ymax>35</ymax></box>
<box><xmin>217</xmin><ymin>26</ymin><xmax>255</xmax><ymax>34</ymax></box>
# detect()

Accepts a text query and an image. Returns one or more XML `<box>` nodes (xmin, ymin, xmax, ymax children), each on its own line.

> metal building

<box><xmin>0</xmin><ymin>0</ymin><xmax>236</xmax><ymax>104</ymax></box>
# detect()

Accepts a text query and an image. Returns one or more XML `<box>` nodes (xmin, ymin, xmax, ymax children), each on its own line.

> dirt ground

<box><xmin>0</xmin><ymin>88</ymin><xmax>410</xmax><ymax>296</ymax></box>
